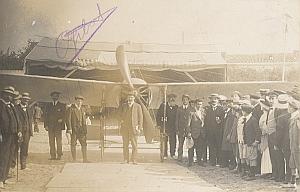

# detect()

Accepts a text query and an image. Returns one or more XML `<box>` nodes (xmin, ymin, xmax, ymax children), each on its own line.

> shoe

<box><xmin>177</xmin><ymin>157</ymin><xmax>183</xmax><ymax>163</ymax></box>
<box><xmin>122</xmin><ymin>160</ymin><xmax>129</xmax><ymax>164</ymax></box>
<box><xmin>244</xmin><ymin>176</ymin><xmax>256</xmax><ymax>181</ymax></box>
<box><xmin>187</xmin><ymin>162</ymin><xmax>193</xmax><ymax>167</ymax></box>
<box><xmin>83</xmin><ymin>159</ymin><xmax>90</xmax><ymax>163</ymax></box>
<box><xmin>198</xmin><ymin>161</ymin><xmax>205</xmax><ymax>167</ymax></box>
<box><xmin>170</xmin><ymin>156</ymin><xmax>176</xmax><ymax>159</ymax></box>
<box><xmin>49</xmin><ymin>157</ymin><xmax>56</xmax><ymax>160</ymax></box>
<box><xmin>132</xmin><ymin>160</ymin><xmax>138</xmax><ymax>165</ymax></box>
<box><xmin>0</xmin><ymin>182</ymin><xmax>4</xmax><ymax>189</ymax></box>
<box><xmin>163</xmin><ymin>156</ymin><xmax>167</xmax><ymax>160</ymax></box>
<box><xmin>229</xmin><ymin>164</ymin><xmax>235</xmax><ymax>170</ymax></box>
<box><xmin>56</xmin><ymin>156</ymin><xmax>62</xmax><ymax>160</ymax></box>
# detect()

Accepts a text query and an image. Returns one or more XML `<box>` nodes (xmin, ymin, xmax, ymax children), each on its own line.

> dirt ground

<box><xmin>2</xmin><ymin>126</ymin><xmax>299</xmax><ymax>192</ymax></box>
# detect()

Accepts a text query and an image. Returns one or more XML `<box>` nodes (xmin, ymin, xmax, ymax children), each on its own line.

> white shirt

<box><xmin>53</xmin><ymin>101</ymin><xmax>58</xmax><ymax>106</ymax></box>
<box><xmin>183</xmin><ymin>105</ymin><xmax>188</xmax><ymax>109</ymax></box>
<box><xmin>20</xmin><ymin>103</ymin><xmax>27</xmax><ymax>111</ymax></box>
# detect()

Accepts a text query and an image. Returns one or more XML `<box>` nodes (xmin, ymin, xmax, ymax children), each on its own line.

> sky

<box><xmin>0</xmin><ymin>0</ymin><xmax>299</xmax><ymax>54</ymax></box>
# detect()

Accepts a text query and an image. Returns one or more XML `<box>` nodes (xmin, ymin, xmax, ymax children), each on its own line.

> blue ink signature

<box><xmin>56</xmin><ymin>3</ymin><xmax>117</xmax><ymax>62</ymax></box>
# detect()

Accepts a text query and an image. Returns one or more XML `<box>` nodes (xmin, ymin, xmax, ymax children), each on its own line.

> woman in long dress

<box><xmin>258</xmin><ymin>100</ymin><xmax>272</xmax><ymax>177</ymax></box>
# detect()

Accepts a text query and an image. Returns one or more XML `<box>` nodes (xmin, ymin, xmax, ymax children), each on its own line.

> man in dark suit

<box><xmin>241</xmin><ymin>104</ymin><xmax>261</xmax><ymax>181</ymax></box>
<box><xmin>187</xmin><ymin>99</ymin><xmax>206</xmax><ymax>166</ymax></box>
<box><xmin>15</xmin><ymin>92</ymin><xmax>33</xmax><ymax>170</ymax></box>
<box><xmin>120</xmin><ymin>92</ymin><xmax>143</xmax><ymax>164</ymax></box>
<box><xmin>0</xmin><ymin>86</ymin><xmax>19</xmax><ymax>188</ymax></box>
<box><xmin>66</xmin><ymin>95</ymin><xmax>88</xmax><ymax>163</ymax></box>
<box><xmin>156</xmin><ymin>93</ymin><xmax>178</xmax><ymax>159</ymax></box>
<box><xmin>44</xmin><ymin>91</ymin><xmax>66</xmax><ymax>160</ymax></box>
<box><xmin>204</xmin><ymin>94</ymin><xmax>224</xmax><ymax>166</ymax></box>
<box><xmin>175</xmin><ymin>94</ymin><xmax>193</xmax><ymax>162</ymax></box>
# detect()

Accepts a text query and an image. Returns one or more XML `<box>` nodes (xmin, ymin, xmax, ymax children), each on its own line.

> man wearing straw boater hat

<box><xmin>15</xmin><ymin>92</ymin><xmax>33</xmax><ymax>170</ymax></box>
<box><xmin>0</xmin><ymin>86</ymin><xmax>19</xmax><ymax>188</ymax></box>
<box><xmin>44</xmin><ymin>91</ymin><xmax>66</xmax><ymax>160</ymax></box>
<box><xmin>119</xmin><ymin>91</ymin><xmax>143</xmax><ymax>164</ymax></box>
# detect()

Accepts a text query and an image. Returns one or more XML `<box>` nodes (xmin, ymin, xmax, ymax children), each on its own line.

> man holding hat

<box><xmin>204</xmin><ymin>93</ymin><xmax>224</xmax><ymax>166</ymax></box>
<box><xmin>44</xmin><ymin>91</ymin><xmax>66</xmax><ymax>160</ymax></box>
<box><xmin>156</xmin><ymin>93</ymin><xmax>178</xmax><ymax>159</ymax></box>
<box><xmin>66</xmin><ymin>95</ymin><xmax>89</xmax><ymax>163</ymax></box>
<box><xmin>175</xmin><ymin>94</ymin><xmax>193</xmax><ymax>162</ymax></box>
<box><xmin>119</xmin><ymin>91</ymin><xmax>143</xmax><ymax>164</ymax></box>
<box><xmin>15</xmin><ymin>92</ymin><xmax>33</xmax><ymax>170</ymax></box>
<box><xmin>0</xmin><ymin>86</ymin><xmax>19</xmax><ymax>188</ymax></box>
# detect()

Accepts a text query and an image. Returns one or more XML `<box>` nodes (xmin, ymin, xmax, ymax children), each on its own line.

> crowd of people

<box><xmin>0</xmin><ymin>86</ymin><xmax>89</xmax><ymax>189</ymax></box>
<box><xmin>1</xmin><ymin>84</ymin><xmax>300</xmax><ymax>189</ymax></box>
<box><xmin>157</xmin><ymin>86</ymin><xmax>300</xmax><ymax>188</ymax></box>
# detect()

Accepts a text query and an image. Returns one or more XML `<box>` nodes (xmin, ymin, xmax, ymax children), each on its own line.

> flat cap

<box><xmin>218</xmin><ymin>95</ymin><xmax>227</xmax><ymax>101</ymax></box>
<box><xmin>259</xmin><ymin>89</ymin><xmax>270</xmax><ymax>95</ymax></box>
<box><xmin>182</xmin><ymin>94</ymin><xmax>190</xmax><ymax>99</ymax></box>
<box><xmin>209</xmin><ymin>93</ymin><xmax>219</xmax><ymax>98</ymax></box>
<box><xmin>289</xmin><ymin>99</ymin><xmax>300</xmax><ymax>109</ymax></box>
<box><xmin>50</xmin><ymin>91</ymin><xmax>61</xmax><ymax>96</ymax></box>
<box><xmin>75</xmin><ymin>95</ymin><xmax>84</xmax><ymax>100</ymax></box>
<box><xmin>268</xmin><ymin>91</ymin><xmax>279</xmax><ymax>97</ymax></box>
<box><xmin>273</xmin><ymin>89</ymin><xmax>287</xmax><ymax>95</ymax></box>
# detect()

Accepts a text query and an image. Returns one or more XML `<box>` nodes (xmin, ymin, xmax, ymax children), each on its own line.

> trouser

<box><xmin>48</xmin><ymin>128</ymin><xmax>63</xmax><ymax>158</ymax></box>
<box><xmin>203</xmin><ymin>138</ymin><xmax>208</xmax><ymax>162</ymax></box>
<box><xmin>20</xmin><ymin>132</ymin><xmax>31</xmax><ymax>169</ymax></box>
<box><xmin>282</xmin><ymin>148</ymin><xmax>291</xmax><ymax>182</ymax></box>
<box><xmin>188</xmin><ymin>136</ymin><xmax>205</xmax><ymax>164</ymax></box>
<box><xmin>122</xmin><ymin>134</ymin><xmax>138</xmax><ymax>162</ymax></box>
<box><xmin>268</xmin><ymin>133</ymin><xmax>285</xmax><ymax>179</ymax></box>
<box><xmin>177</xmin><ymin>135</ymin><xmax>185</xmax><ymax>160</ymax></box>
<box><xmin>169</xmin><ymin>132</ymin><xmax>177</xmax><ymax>157</ymax></box>
<box><xmin>71</xmin><ymin>133</ymin><xmax>87</xmax><ymax>161</ymax></box>
<box><xmin>0</xmin><ymin>134</ymin><xmax>13</xmax><ymax>182</ymax></box>
<box><xmin>10</xmin><ymin>134</ymin><xmax>19</xmax><ymax>169</ymax></box>
<box><xmin>208</xmin><ymin>129</ymin><xmax>222</xmax><ymax>165</ymax></box>
<box><xmin>34</xmin><ymin>118</ymin><xmax>40</xmax><ymax>132</ymax></box>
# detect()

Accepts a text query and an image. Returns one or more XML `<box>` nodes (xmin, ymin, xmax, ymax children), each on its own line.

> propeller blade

<box><xmin>116</xmin><ymin>45</ymin><xmax>134</xmax><ymax>89</ymax></box>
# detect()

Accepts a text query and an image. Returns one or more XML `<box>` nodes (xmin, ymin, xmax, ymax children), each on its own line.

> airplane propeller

<box><xmin>116</xmin><ymin>45</ymin><xmax>155</xmax><ymax>143</ymax></box>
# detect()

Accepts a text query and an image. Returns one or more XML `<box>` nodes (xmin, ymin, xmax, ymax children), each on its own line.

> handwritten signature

<box><xmin>56</xmin><ymin>3</ymin><xmax>117</xmax><ymax>62</ymax></box>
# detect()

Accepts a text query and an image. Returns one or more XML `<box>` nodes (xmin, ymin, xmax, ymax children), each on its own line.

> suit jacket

<box><xmin>16</xmin><ymin>104</ymin><xmax>33</xmax><ymax>137</ymax></box>
<box><xmin>66</xmin><ymin>104</ymin><xmax>87</xmax><ymax>135</ymax></box>
<box><xmin>221</xmin><ymin>109</ymin><xmax>235</xmax><ymax>151</ymax></box>
<box><xmin>156</xmin><ymin>102</ymin><xmax>178</xmax><ymax>134</ymax></box>
<box><xmin>275</xmin><ymin>108</ymin><xmax>290</xmax><ymax>150</ymax></box>
<box><xmin>289</xmin><ymin>112</ymin><xmax>300</xmax><ymax>153</ymax></box>
<box><xmin>175</xmin><ymin>105</ymin><xmax>193</xmax><ymax>137</ymax></box>
<box><xmin>120</xmin><ymin>102</ymin><xmax>143</xmax><ymax>136</ymax></box>
<box><xmin>252</xmin><ymin>103</ymin><xmax>263</xmax><ymax>121</ymax></box>
<box><xmin>243</xmin><ymin>115</ymin><xmax>261</xmax><ymax>146</ymax></box>
<box><xmin>187</xmin><ymin>109</ymin><xmax>205</xmax><ymax>139</ymax></box>
<box><xmin>44</xmin><ymin>101</ymin><xmax>66</xmax><ymax>130</ymax></box>
<box><xmin>204</xmin><ymin>105</ymin><xmax>224</xmax><ymax>132</ymax></box>
<box><xmin>0</xmin><ymin>99</ymin><xmax>18</xmax><ymax>135</ymax></box>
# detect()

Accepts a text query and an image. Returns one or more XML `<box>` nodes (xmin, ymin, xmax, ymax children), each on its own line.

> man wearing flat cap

<box><xmin>0</xmin><ymin>86</ymin><xmax>20</xmax><ymax>188</ymax></box>
<box><xmin>15</xmin><ymin>92</ymin><xmax>33</xmax><ymax>170</ymax></box>
<box><xmin>204</xmin><ymin>95</ymin><xmax>224</xmax><ymax>166</ymax></box>
<box><xmin>66</xmin><ymin>95</ymin><xmax>89</xmax><ymax>163</ymax></box>
<box><xmin>44</xmin><ymin>91</ymin><xmax>66</xmax><ymax>160</ymax></box>
<box><xmin>156</xmin><ymin>93</ymin><xmax>178</xmax><ymax>159</ymax></box>
<box><xmin>175</xmin><ymin>94</ymin><xmax>193</xmax><ymax>162</ymax></box>
<box><xmin>119</xmin><ymin>91</ymin><xmax>143</xmax><ymax>164</ymax></box>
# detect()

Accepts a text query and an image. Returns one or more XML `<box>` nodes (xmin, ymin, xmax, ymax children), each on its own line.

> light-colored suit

<box><xmin>120</xmin><ymin>102</ymin><xmax>143</xmax><ymax>162</ymax></box>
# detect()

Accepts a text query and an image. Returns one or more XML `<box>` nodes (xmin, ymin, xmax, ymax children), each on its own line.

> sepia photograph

<box><xmin>0</xmin><ymin>0</ymin><xmax>299</xmax><ymax>191</ymax></box>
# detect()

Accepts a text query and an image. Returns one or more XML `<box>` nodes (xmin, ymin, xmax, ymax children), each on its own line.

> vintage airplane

<box><xmin>0</xmin><ymin>37</ymin><xmax>295</xmax><ymax>161</ymax></box>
